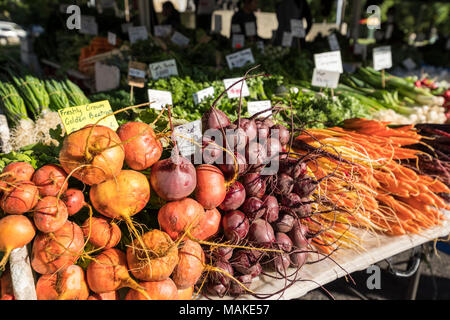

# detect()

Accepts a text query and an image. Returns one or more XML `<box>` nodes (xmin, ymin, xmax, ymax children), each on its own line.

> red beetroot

<box><xmin>33</xmin><ymin>196</ymin><xmax>68</xmax><ymax>233</ymax></box>
<box><xmin>218</xmin><ymin>181</ymin><xmax>246</xmax><ymax>211</ymax></box>
<box><xmin>61</xmin><ymin>189</ymin><xmax>85</xmax><ymax>216</ymax></box>
<box><xmin>222</xmin><ymin>210</ymin><xmax>249</xmax><ymax>242</ymax></box>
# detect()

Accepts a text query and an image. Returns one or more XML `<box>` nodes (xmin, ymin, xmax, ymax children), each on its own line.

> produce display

<box><xmin>0</xmin><ymin>9</ymin><xmax>449</xmax><ymax>301</ymax></box>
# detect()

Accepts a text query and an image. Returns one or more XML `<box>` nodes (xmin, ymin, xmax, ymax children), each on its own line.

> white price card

<box><xmin>402</xmin><ymin>58</ymin><xmax>416</xmax><ymax>71</ymax></box>
<box><xmin>174</xmin><ymin>120</ymin><xmax>202</xmax><ymax>158</ymax></box>
<box><xmin>314</xmin><ymin>51</ymin><xmax>343</xmax><ymax>73</ymax></box>
<box><xmin>290</xmin><ymin>19</ymin><xmax>305</xmax><ymax>38</ymax></box>
<box><xmin>171</xmin><ymin>31</ymin><xmax>190</xmax><ymax>47</ymax></box>
<box><xmin>148</xmin><ymin>89</ymin><xmax>173</xmax><ymax>111</ymax></box>
<box><xmin>197</xmin><ymin>0</ymin><xmax>215</xmax><ymax>15</ymax></box>
<box><xmin>247</xmin><ymin>100</ymin><xmax>272</xmax><ymax>118</ymax></box>
<box><xmin>121</xmin><ymin>23</ymin><xmax>133</xmax><ymax>34</ymax></box>
<box><xmin>213</xmin><ymin>15</ymin><xmax>222</xmax><ymax>33</ymax></box>
<box><xmin>223</xmin><ymin>78</ymin><xmax>250</xmax><ymax>99</ymax></box>
<box><xmin>128</xmin><ymin>68</ymin><xmax>146</xmax><ymax>79</ymax></box>
<box><xmin>226</xmin><ymin>48</ymin><xmax>255</xmax><ymax>70</ymax></box>
<box><xmin>80</xmin><ymin>15</ymin><xmax>98</xmax><ymax>36</ymax></box>
<box><xmin>282</xmin><ymin>32</ymin><xmax>293</xmax><ymax>47</ymax></box>
<box><xmin>328</xmin><ymin>34</ymin><xmax>340</xmax><ymax>51</ymax></box>
<box><xmin>154</xmin><ymin>25</ymin><xmax>172</xmax><ymax>37</ymax></box>
<box><xmin>149</xmin><ymin>59</ymin><xmax>179</xmax><ymax>80</ymax></box>
<box><xmin>311</xmin><ymin>68</ymin><xmax>340</xmax><ymax>89</ymax></box>
<box><xmin>128</xmin><ymin>26</ymin><xmax>148</xmax><ymax>44</ymax></box>
<box><xmin>373</xmin><ymin>46</ymin><xmax>392</xmax><ymax>71</ymax></box>
<box><xmin>193</xmin><ymin>86</ymin><xmax>214</xmax><ymax>105</ymax></box>
<box><xmin>107</xmin><ymin>32</ymin><xmax>117</xmax><ymax>46</ymax></box>
<box><xmin>245</xmin><ymin>22</ymin><xmax>257</xmax><ymax>37</ymax></box>
<box><xmin>232</xmin><ymin>34</ymin><xmax>245</xmax><ymax>49</ymax></box>
<box><xmin>231</xmin><ymin>24</ymin><xmax>242</xmax><ymax>34</ymax></box>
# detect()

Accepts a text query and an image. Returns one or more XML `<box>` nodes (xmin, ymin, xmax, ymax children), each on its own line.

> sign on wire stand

<box><xmin>247</xmin><ymin>100</ymin><xmax>272</xmax><ymax>118</ymax></box>
<box><xmin>373</xmin><ymin>46</ymin><xmax>392</xmax><ymax>71</ymax></box>
<box><xmin>223</xmin><ymin>78</ymin><xmax>250</xmax><ymax>99</ymax></box>
<box><xmin>311</xmin><ymin>68</ymin><xmax>340</xmax><ymax>89</ymax></box>
<box><xmin>149</xmin><ymin>59</ymin><xmax>178</xmax><ymax>80</ymax></box>
<box><xmin>193</xmin><ymin>87</ymin><xmax>215</xmax><ymax>105</ymax></box>
<box><xmin>148</xmin><ymin>89</ymin><xmax>173</xmax><ymax>111</ymax></box>
<box><xmin>128</xmin><ymin>26</ymin><xmax>148</xmax><ymax>44</ymax></box>
<box><xmin>314</xmin><ymin>51</ymin><xmax>343</xmax><ymax>74</ymax></box>
<box><xmin>226</xmin><ymin>48</ymin><xmax>255</xmax><ymax>70</ymax></box>
<box><xmin>128</xmin><ymin>61</ymin><xmax>147</xmax><ymax>88</ymax></box>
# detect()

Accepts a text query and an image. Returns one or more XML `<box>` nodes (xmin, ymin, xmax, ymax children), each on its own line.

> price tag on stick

<box><xmin>226</xmin><ymin>48</ymin><xmax>255</xmax><ymax>70</ymax></box>
<box><xmin>247</xmin><ymin>101</ymin><xmax>272</xmax><ymax>118</ymax></box>
<box><xmin>58</xmin><ymin>100</ymin><xmax>119</xmax><ymax>135</ymax></box>
<box><xmin>128</xmin><ymin>61</ymin><xmax>147</xmax><ymax>88</ymax></box>
<box><xmin>314</xmin><ymin>51</ymin><xmax>343</xmax><ymax>73</ymax></box>
<box><xmin>373</xmin><ymin>46</ymin><xmax>392</xmax><ymax>71</ymax></box>
<box><xmin>174</xmin><ymin>120</ymin><xmax>202</xmax><ymax>158</ymax></box>
<box><xmin>128</xmin><ymin>26</ymin><xmax>148</xmax><ymax>44</ymax></box>
<box><xmin>223</xmin><ymin>78</ymin><xmax>250</xmax><ymax>99</ymax></box>
<box><xmin>193</xmin><ymin>87</ymin><xmax>215</xmax><ymax>105</ymax></box>
<box><xmin>149</xmin><ymin>59</ymin><xmax>179</xmax><ymax>80</ymax></box>
<box><xmin>311</xmin><ymin>68</ymin><xmax>340</xmax><ymax>89</ymax></box>
<box><xmin>148</xmin><ymin>89</ymin><xmax>173</xmax><ymax>111</ymax></box>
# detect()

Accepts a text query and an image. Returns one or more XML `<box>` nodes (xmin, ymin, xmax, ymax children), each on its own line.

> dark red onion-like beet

<box><xmin>222</xmin><ymin>210</ymin><xmax>249</xmax><ymax>241</ymax></box>
<box><xmin>273</xmin><ymin>253</ymin><xmax>291</xmax><ymax>275</ymax></box>
<box><xmin>262</xmin><ymin>118</ymin><xmax>274</xmax><ymax>128</ymax></box>
<box><xmin>61</xmin><ymin>189</ymin><xmax>85</xmax><ymax>216</ymax></box>
<box><xmin>241</xmin><ymin>197</ymin><xmax>264</xmax><ymax>220</ymax></box>
<box><xmin>229</xmin><ymin>274</ymin><xmax>253</xmax><ymax>297</ymax></box>
<box><xmin>218</xmin><ymin>182</ymin><xmax>246</xmax><ymax>211</ymax></box>
<box><xmin>202</xmin><ymin>108</ymin><xmax>231</xmax><ymax>131</ymax></box>
<box><xmin>202</xmin><ymin>136</ymin><xmax>223</xmax><ymax>164</ymax></box>
<box><xmin>150</xmin><ymin>153</ymin><xmax>197</xmax><ymax>201</ymax></box>
<box><xmin>289</xmin><ymin>221</ymin><xmax>310</xmax><ymax>249</ymax></box>
<box><xmin>242</xmin><ymin>173</ymin><xmax>266</xmax><ymax>198</ymax></box>
<box><xmin>275</xmin><ymin>214</ymin><xmax>295</xmax><ymax>233</ymax></box>
<box><xmin>218</xmin><ymin>152</ymin><xmax>247</xmax><ymax>180</ymax></box>
<box><xmin>255</xmin><ymin>120</ymin><xmax>270</xmax><ymax>142</ymax></box>
<box><xmin>290</xmin><ymin>250</ymin><xmax>307</xmax><ymax>268</ymax></box>
<box><xmin>261</xmin><ymin>195</ymin><xmax>279</xmax><ymax>223</ymax></box>
<box><xmin>207</xmin><ymin>282</ymin><xmax>227</xmax><ymax>297</ymax></box>
<box><xmin>280</xmin><ymin>159</ymin><xmax>307</xmax><ymax>179</ymax></box>
<box><xmin>234</xmin><ymin>118</ymin><xmax>257</xmax><ymax>143</ymax></box>
<box><xmin>294</xmin><ymin>177</ymin><xmax>318</xmax><ymax>198</ymax></box>
<box><xmin>213</xmin><ymin>246</ymin><xmax>234</xmax><ymax>261</ymax></box>
<box><xmin>224</xmin><ymin>124</ymin><xmax>247</xmax><ymax>152</ymax></box>
<box><xmin>231</xmin><ymin>251</ymin><xmax>262</xmax><ymax>278</ymax></box>
<box><xmin>248</xmin><ymin>219</ymin><xmax>275</xmax><ymax>247</ymax></box>
<box><xmin>209</xmin><ymin>260</ymin><xmax>234</xmax><ymax>288</ymax></box>
<box><xmin>275</xmin><ymin>173</ymin><xmax>294</xmax><ymax>195</ymax></box>
<box><xmin>246</xmin><ymin>142</ymin><xmax>266</xmax><ymax>170</ymax></box>
<box><xmin>264</xmin><ymin>137</ymin><xmax>282</xmax><ymax>161</ymax></box>
<box><xmin>282</xmin><ymin>193</ymin><xmax>312</xmax><ymax>217</ymax></box>
<box><xmin>275</xmin><ymin>233</ymin><xmax>293</xmax><ymax>252</ymax></box>
<box><xmin>271</xmin><ymin>124</ymin><xmax>290</xmax><ymax>146</ymax></box>
<box><xmin>281</xmin><ymin>192</ymin><xmax>301</xmax><ymax>207</ymax></box>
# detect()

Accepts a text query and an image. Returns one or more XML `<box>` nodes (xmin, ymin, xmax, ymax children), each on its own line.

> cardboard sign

<box><xmin>328</xmin><ymin>34</ymin><xmax>340</xmax><ymax>51</ymax></box>
<box><xmin>149</xmin><ymin>59</ymin><xmax>178</xmax><ymax>80</ymax></box>
<box><xmin>402</xmin><ymin>58</ymin><xmax>416</xmax><ymax>71</ymax></box>
<box><xmin>174</xmin><ymin>120</ymin><xmax>202</xmax><ymax>157</ymax></box>
<box><xmin>128</xmin><ymin>26</ymin><xmax>148</xmax><ymax>44</ymax></box>
<box><xmin>80</xmin><ymin>15</ymin><xmax>98</xmax><ymax>36</ymax></box>
<box><xmin>147</xmin><ymin>89</ymin><xmax>173</xmax><ymax>111</ymax></box>
<box><xmin>121</xmin><ymin>23</ymin><xmax>133</xmax><ymax>34</ymax></box>
<box><xmin>171</xmin><ymin>31</ymin><xmax>190</xmax><ymax>47</ymax></box>
<box><xmin>373</xmin><ymin>46</ymin><xmax>392</xmax><ymax>71</ymax></box>
<box><xmin>128</xmin><ymin>61</ymin><xmax>147</xmax><ymax>88</ymax></box>
<box><xmin>154</xmin><ymin>25</ymin><xmax>172</xmax><ymax>37</ymax></box>
<box><xmin>290</xmin><ymin>19</ymin><xmax>305</xmax><ymax>38</ymax></box>
<box><xmin>282</xmin><ymin>32</ymin><xmax>292</xmax><ymax>47</ymax></box>
<box><xmin>245</xmin><ymin>22</ymin><xmax>257</xmax><ymax>37</ymax></box>
<box><xmin>247</xmin><ymin>100</ymin><xmax>272</xmax><ymax>118</ymax></box>
<box><xmin>95</xmin><ymin>62</ymin><xmax>120</xmax><ymax>93</ymax></box>
<box><xmin>58</xmin><ymin>100</ymin><xmax>119</xmax><ymax>135</ymax></box>
<box><xmin>231</xmin><ymin>24</ymin><xmax>242</xmax><ymax>34</ymax></box>
<box><xmin>226</xmin><ymin>48</ymin><xmax>255</xmax><ymax>69</ymax></box>
<box><xmin>223</xmin><ymin>78</ymin><xmax>250</xmax><ymax>99</ymax></box>
<box><xmin>193</xmin><ymin>86</ymin><xmax>215</xmax><ymax>105</ymax></box>
<box><xmin>107</xmin><ymin>32</ymin><xmax>117</xmax><ymax>46</ymax></box>
<box><xmin>311</xmin><ymin>68</ymin><xmax>340</xmax><ymax>89</ymax></box>
<box><xmin>314</xmin><ymin>51</ymin><xmax>343</xmax><ymax>73</ymax></box>
<box><xmin>232</xmin><ymin>34</ymin><xmax>245</xmax><ymax>49</ymax></box>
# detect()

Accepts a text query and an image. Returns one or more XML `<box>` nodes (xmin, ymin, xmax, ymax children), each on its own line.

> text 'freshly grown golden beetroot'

<box><xmin>127</xmin><ymin>229</ymin><xmax>178</xmax><ymax>282</ymax></box>
<box><xmin>117</xmin><ymin>121</ymin><xmax>162</xmax><ymax>171</ymax></box>
<box><xmin>59</xmin><ymin>125</ymin><xmax>124</xmax><ymax>186</ymax></box>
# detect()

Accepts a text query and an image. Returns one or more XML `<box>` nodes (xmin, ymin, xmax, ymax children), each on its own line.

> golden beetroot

<box><xmin>0</xmin><ymin>181</ymin><xmax>39</xmax><ymax>214</ymax></box>
<box><xmin>32</xmin><ymin>164</ymin><xmax>68</xmax><ymax>197</ymax></box>
<box><xmin>35</xmin><ymin>265</ymin><xmax>89</xmax><ymax>300</ymax></box>
<box><xmin>195</xmin><ymin>164</ymin><xmax>226</xmax><ymax>209</ymax></box>
<box><xmin>117</xmin><ymin>121</ymin><xmax>162</xmax><ymax>171</ymax></box>
<box><xmin>33</xmin><ymin>196</ymin><xmax>68</xmax><ymax>233</ymax></box>
<box><xmin>158</xmin><ymin>198</ymin><xmax>205</xmax><ymax>241</ymax></box>
<box><xmin>81</xmin><ymin>216</ymin><xmax>121</xmax><ymax>249</ymax></box>
<box><xmin>193</xmin><ymin>208</ymin><xmax>221</xmax><ymax>241</ymax></box>
<box><xmin>172</xmin><ymin>240</ymin><xmax>205</xmax><ymax>289</ymax></box>
<box><xmin>127</xmin><ymin>229</ymin><xmax>178</xmax><ymax>282</ymax></box>
<box><xmin>125</xmin><ymin>279</ymin><xmax>178</xmax><ymax>300</ymax></box>
<box><xmin>177</xmin><ymin>286</ymin><xmax>194</xmax><ymax>300</ymax></box>
<box><xmin>61</xmin><ymin>189</ymin><xmax>85</xmax><ymax>216</ymax></box>
<box><xmin>0</xmin><ymin>215</ymin><xmax>36</xmax><ymax>270</ymax></box>
<box><xmin>59</xmin><ymin>125</ymin><xmax>125</xmax><ymax>186</ymax></box>
<box><xmin>87</xmin><ymin>291</ymin><xmax>119</xmax><ymax>300</ymax></box>
<box><xmin>31</xmin><ymin>221</ymin><xmax>84</xmax><ymax>275</ymax></box>
<box><xmin>1</xmin><ymin>162</ymin><xmax>35</xmax><ymax>184</ymax></box>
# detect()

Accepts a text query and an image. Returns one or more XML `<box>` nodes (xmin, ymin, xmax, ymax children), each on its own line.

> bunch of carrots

<box><xmin>293</xmin><ymin>118</ymin><xmax>450</xmax><ymax>254</ymax></box>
